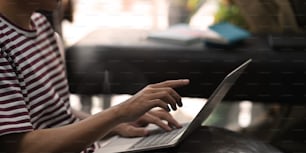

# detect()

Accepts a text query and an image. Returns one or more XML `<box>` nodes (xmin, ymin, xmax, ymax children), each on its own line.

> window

<box><xmin>61</xmin><ymin>0</ymin><xmax>217</xmax><ymax>46</ymax></box>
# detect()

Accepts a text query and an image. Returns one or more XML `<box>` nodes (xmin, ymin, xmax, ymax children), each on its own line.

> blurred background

<box><xmin>51</xmin><ymin>0</ymin><xmax>305</xmax><ymax>46</ymax></box>
<box><xmin>61</xmin><ymin>0</ymin><xmax>218</xmax><ymax>46</ymax></box>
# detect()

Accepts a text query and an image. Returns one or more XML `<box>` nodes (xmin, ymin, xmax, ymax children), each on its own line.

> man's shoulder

<box><xmin>31</xmin><ymin>12</ymin><xmax>55</xmax><ymax>36</ymax></box>
<box><xmin>31</xmin><ymin>12</ymin><xmax>50</xmax><ymax>24</ymax></box>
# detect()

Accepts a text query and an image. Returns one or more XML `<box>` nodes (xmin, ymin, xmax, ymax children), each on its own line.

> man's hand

<box><xmin>113</xmin><ymin>109</ymin><xmax>181</xmax><ymax>137</ymax></box>
<box><xmin>116</xmin><ymin>79</ymin><xmax>189</xmax><ymax>122</ymax></box>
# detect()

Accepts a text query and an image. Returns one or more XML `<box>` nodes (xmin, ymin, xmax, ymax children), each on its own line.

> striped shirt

<box><xmin>0</xmin><ymin>13</ymin><xmax>95</xmax><ymax>153</ymax></box>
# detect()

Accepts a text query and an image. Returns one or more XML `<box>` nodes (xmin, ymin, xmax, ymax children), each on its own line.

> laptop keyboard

<box><xmin>130</xmin><ymin>124</ymin><xmax>188</xmax><ymax>149</ymax></box>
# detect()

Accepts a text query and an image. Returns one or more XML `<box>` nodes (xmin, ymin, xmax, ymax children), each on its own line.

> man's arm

<box><xmin>0</xmin><ymin>79</ymin><xmax>189</xmax><ymax>153</ymax></box>
<box><xmin>0</xmin><ymin>106</ymin><xmax>124</xmax><ymax>153</ymax></box>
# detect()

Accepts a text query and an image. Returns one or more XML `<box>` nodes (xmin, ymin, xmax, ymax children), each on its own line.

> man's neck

<box><xmin>0</xmin><ymin>0</ymin><xmax>34</xmax><ymax>30</ymax></box>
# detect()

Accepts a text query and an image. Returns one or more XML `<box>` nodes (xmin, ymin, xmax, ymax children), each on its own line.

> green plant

<box><xmin>214</xmin><ymin>0</ymin><xmax>248</xmax><ymax>29</ymax></box>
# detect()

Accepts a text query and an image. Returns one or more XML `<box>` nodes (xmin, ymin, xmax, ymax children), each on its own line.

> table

<box><xmin>65</xmin><ymin>28</ymin><xmax>306</xmax><ymax>103</ymax></box>
<box><xmin>143</xmin><ymin>126</ymin><xmax>282</xmax><ymax>153</ymax></box>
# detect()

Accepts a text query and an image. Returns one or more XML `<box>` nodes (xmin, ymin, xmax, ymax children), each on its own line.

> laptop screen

<box><xmin>180</xmin><ymin>59</ymin><xmax>252</xmax><ymax>140</ymax></box>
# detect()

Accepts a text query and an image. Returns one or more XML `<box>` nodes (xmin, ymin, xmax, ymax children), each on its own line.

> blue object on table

<box><xmin>205</xmin><ymin>22</ymin><xmax>251</xmax><ymax>46</ymax></box>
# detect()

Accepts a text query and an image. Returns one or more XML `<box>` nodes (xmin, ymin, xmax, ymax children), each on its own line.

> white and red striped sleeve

<box><xmin>0</xmin><ymin>48</ymin><xmax>33</xmax><ymax>136</ymax></box>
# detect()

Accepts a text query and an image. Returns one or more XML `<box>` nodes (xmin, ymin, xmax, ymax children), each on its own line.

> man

<box><xmin>0</xmin><ymin>0</ymin><xmax>189</xmax><ymax>152</ymax></box>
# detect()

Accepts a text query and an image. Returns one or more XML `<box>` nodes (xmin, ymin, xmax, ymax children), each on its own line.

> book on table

<box><xmin>147</xmin><ymin>24</ymin><xmax>204</xmax><ymax>45</ymax></box>
<box><xmin>204</xmin><ymin>22</ymin><xmax>251</xmax><ymax>46</ymax></box>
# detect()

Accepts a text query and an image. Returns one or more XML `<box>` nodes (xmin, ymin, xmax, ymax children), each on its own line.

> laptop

<box><xmin>95</xmin><ymin>59</ymin><xmax>252</xmax><ymax>153</ymax></box>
